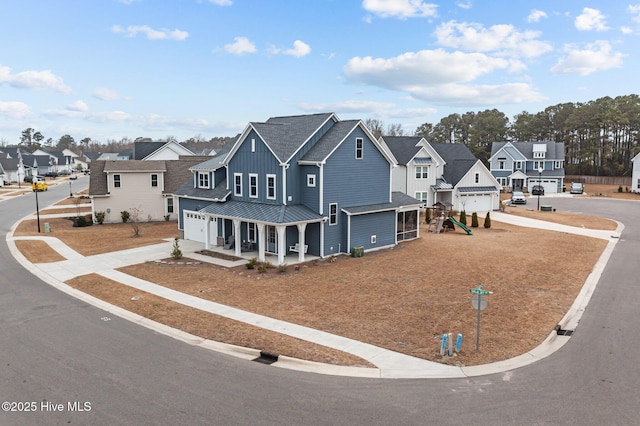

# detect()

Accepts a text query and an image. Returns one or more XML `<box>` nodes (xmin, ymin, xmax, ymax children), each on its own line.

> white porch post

<box><xmin>233</xmin><ymin>219</ymin><xmax>242</xmax><ymax>257</ymax></box>
<box><xmin>204</xmin><ymin>216</ymin><xmax>210</xmax><ymax>250</ymax></box>
<box><xmin>257</xmin><ymin>223</ymin><xmax>266</xmax><ymax>262</ymax></box>
<box><xmin>296</xmin><ymin>223</ymin><xmax>307</xmax><ymax>263</ymax></box>
<box><xmin>276</xmin><ymin>225</ymin><xmax>286</xmax><ymax>265</ymax></box>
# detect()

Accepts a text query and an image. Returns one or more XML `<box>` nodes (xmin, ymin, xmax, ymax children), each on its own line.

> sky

<box><xmin>0</xmin><ymin>0</ymin><xmax>638</xmax><ymax>145</ymax></box>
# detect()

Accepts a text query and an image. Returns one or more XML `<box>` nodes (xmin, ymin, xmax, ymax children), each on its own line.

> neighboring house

<box><xmin>490</xmin><ymin>141</ymin><xmax>565</xmax><ymax>194</ymax></box>
<box><xmin>21</xmin><ymin>154</ymin><xmax>55</xmax><ymax>176</ymax></box>
<box><xmin>96</xmin><ymin>153</ymin><xmax>120</xmax><ymax>161</ymax></box>
<box><xmin>117</xmin><ymin>148</ymin><xmax>133</xmax><ymax>160</ymax></box>
<box><xmin>0</xmin><ymin>158</ymin><xmax>26</xmax><ymax>183</ymax></box>
<box><xmin>632</xmin><ymin>153</ymin><xmax>640</xmax><ymax>192</ymax></box>
<box><xmin>0</xmin><ymin>147</ymin><xmax>23</xmax><ymax>160</ymax></box>
<box><xmin>89</xmin><ymin>157</ymin><xmax>211</xmax><ymax>223</ymax></box>
<box><xmin>0</xmin><ymin>162</ymin><xmax>5</xmax><ymax>186</ymax></box>
<box><xmin>381</xmin><ymin>136</ymin><xmax>500</xmax><ymax>213</ymax></box>
<box><xmin>132</xmin><ymin>141</ymin><xmax>196</xmax><ymax>160</ymax></box>
<box><xmin>176</xmin><ymin>112</ymin><xmax>422</xmax><ymax>265</ymax></box>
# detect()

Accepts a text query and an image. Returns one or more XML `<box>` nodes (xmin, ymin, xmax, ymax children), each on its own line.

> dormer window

<box><xmin>198</xmin><ymin>172</ymin><xmax>209</xmax><ymax>188</ymax></box>
<box><xmin>532</xmin><ymin>144</ymin><xmax>547</xmax><ymax>159</ymax></box>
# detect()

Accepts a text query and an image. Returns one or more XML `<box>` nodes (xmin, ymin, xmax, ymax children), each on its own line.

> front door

<box><xmin>266</xmin><ymin>225</ymin><xmax>277</xmax><ymax>253</ymax></box>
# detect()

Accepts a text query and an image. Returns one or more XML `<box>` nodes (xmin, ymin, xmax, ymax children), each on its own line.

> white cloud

<box><xmin>343</xmin><ymin>49</ymin><xmax>544</xmax><ymax>106</ymax></box>
<box><xmin>621</xmin><ymin>26</ymin><xmax>634</xmax><ymax>35</ymax></box>
<box><xmin>630</xmin><ymin>5</ymin><xmax>640</xmax><ymax>22</ymax></box>
<box><xmin>208</xmin><ymin>0</ymin><xmax>232</xmax><ymax>5</ymax></box>
<box><xmin>575</xmin><ymin>8</ymin><xmax>609</xmax><ymax>32</ymax></box>
<box><xmin>457</xmin><ymin>2</ymin><xmax>472</xmax><ymax>10</ymax></box>
<box><xmin>362</xmin><ymin>0</ymin><xmax>438</xmax><ymax>19</ymax></box>
<box><xmin>0</xmin><ymin>65</ymin><xmax>72</xmax><ymax>94</ymax></box>
<box><xmin>224</xmin><ymin>37</ymin><xmax>257</xmax><ymax>55</ymax></box>
<box><xmin>434</xmin><ymin>21</ymin><xmax>552</xmax><ymax>58</ymax></box>
<box><xmin>297</xmin><ymin>100</ymin><xmax>397</xmax><ymax>113</ymax></box>
<box><xmin>67</xmin><ymin>100</ymin><xmax>89</xmax><ymax>112</ymax></box>
<box><xmin>551</xmin><ymin>41</ymin><xmax>624</xmax><ymax>75</ymax></box>
<box><xmin>0</xmin><ymin>101</ymin><xmax>32</xmax><ymax>119</ymax></box>
<box><xmin>527</xmin><ymin>9</ymin><xmax>547</xmax><ymax>23</ymax></box>
<box><xmin>92</xmin><ymin>87</ymin><xmax>127</xmax><ymax>101</ymax></box>
<box><xmin>111</xmin><ymin>25</ymin><xmax>189</xmax><ymax>41</ymax></box>
<box><xmin>283</xmin><ymin>40</ymin><xmax>311</xmax><ymax>58</ymax></box>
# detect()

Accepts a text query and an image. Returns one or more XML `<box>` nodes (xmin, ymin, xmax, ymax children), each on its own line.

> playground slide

<box><xmin>447</xmin><ymin>217</ymin><xmax>473</xmax><ymax>235</ymax></box>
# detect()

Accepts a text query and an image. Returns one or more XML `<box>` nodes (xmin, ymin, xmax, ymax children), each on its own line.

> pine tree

<box><xmin>459</xmin><ymin>210</ymin><xmax>467</xmax><ymax>226</ymax></box>
<box><xmin>471</xmin><ymin>212</ymin><xmax>479</xmax><ymax>227</ymax></box>
<box><xmin>484</xmin><ymin>212</ymin><xmax>491</xmax><ymax>229</ymax></box>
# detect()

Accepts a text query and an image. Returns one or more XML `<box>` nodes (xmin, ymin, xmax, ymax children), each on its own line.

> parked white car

<box><xmin>510</xmin><ymin>191</ymin><xmax>527</xmax><ymax>204</ymax></box>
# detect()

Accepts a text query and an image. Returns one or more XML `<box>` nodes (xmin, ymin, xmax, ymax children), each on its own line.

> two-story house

<box><xmin>89</xmin><ymin>157</ymin><xmax>211</xmax><ymax>223</ymax></box>
<box><xmin>176</xmin><ymin>113</ymin><xmax>422</xmax><ymax>265</ymax></box>
<box><xmin>381</xmin><ymin>136</ymin><xmax>500</xmax><ymax>212</ymax></box>
<box><xmin>490</xmin><ymin>141</ymin><xmax>565</xmax><ymax>194</ymax></box>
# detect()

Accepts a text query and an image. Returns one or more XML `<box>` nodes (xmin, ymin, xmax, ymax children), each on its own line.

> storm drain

<box><xmin>554</xmin><ymin>325</ymin><xmax>574</xmax><ymax>336</ymax></box>
<box><xmin>253</xmin><ymin>351</ymin><xmax>279</xmax><ymax>365</ymax></box>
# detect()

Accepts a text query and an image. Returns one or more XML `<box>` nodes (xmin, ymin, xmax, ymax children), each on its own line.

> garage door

<box><xmin>183</xmin><ymin>210</ymin><xmax>216</xmax><ymax>244</ymax></box>
<box><xmin>459</xmin><ymin>194</ymin><xmax>493</xmax><ymax>212</ymax></box>
<box><xmin>530</xmin><ymin>179</ymin><xmax>557</xmax><ymax>194</ymax></box>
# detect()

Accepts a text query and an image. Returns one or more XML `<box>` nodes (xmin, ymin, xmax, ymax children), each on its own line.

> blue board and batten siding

<box><xmin>299</xmin><ymin>164</ymin><xmax>320</xmax><ymax>211</ymax></box>
<box><xmin>227</xmin><ymin>129</ymin><xmax>282</xmax><ymax>204</ymax></box>
<box><xmin>178</xmin><ymin>198</ymin><xmax>212</xmax><ymax>229</ymax></box>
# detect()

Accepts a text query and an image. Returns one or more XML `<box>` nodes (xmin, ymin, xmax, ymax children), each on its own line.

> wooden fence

<box><xmin>565</xmin><ymin>175</ymin><xmax>631</xmax><ymax>186</ymax></box>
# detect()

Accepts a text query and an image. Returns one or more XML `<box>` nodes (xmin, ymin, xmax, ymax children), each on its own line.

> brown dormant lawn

<box><xmin>15</xmin><ymin>200</ymin><xmax>614</xmax><ymax>367</ymax></box>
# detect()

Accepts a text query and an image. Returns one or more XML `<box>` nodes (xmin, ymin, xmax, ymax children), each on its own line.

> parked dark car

<box><xmin>531</xmin><ymin>185</ymin><xmax>545</xmax><ymax>195</ymax></box>
<box><xmin>44</xmin><ymin>171</ymin><xmax>58</xmax><ymax>178</ymax></box>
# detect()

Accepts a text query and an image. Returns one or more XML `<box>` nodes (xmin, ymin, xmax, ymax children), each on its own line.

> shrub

<box><xmin>471</xmin><ymin>212</ymin><xmax>479</xmax><ymax>228</ymax></box>
<box><xmin>246</xmin><ymin>257</ymin><xmax>258</xmax><ymax>269</ymax></box>
<box><xmin>618</xmin><ymin>185</ymin><xmax>623</xmax><ymax>193</ymax></box>
<box><xmin>257</xmin><ymin>261</ymin><xmax>272</xmax><ymax>273</ymax></box>
<box><xmin>164</xmin><ymin>214</ymin><xmax>170</xmax><ymax>221</ymax></box>
<box><xmin>626</xmin><ymin>186</ymin><xmax>629</xmax><ymax>193</ymax></box>
<box><xmin>74</xmin><ymin>216</ymin><xmax>87</xmax><ymax>227</ymax></box>
<box><xmin>484</xmin><ymin>212</ymin><xmax>491</xmax><ymax>229</ymax></box>
<box><xmin>121</xmin><ymin>210</ymin><xmax>130</xmax><ymax>223</ymax></box>
<box><xmin>171</xmin><ymin>238</ymin><xmax>182</xmax><ymax>260</ymax></box>
<box><xmin>459</xmin><ymin>210</ymin><xmax>467</xmax><ymax>226</ymax></box>
<box><xmin>278</xmin><ymin>263</ymin><xmax>288</xmax><ymax>273</ymax></box>
<box><xmin>95</xmin><ymin>211</ymin><xmax>106</xmax><ymax>224</ymax></box>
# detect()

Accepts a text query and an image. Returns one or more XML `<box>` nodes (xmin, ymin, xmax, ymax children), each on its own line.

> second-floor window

<box><xmin>415</xmin><ymin>191</ymin><xmax>428</xmax><ymax>202</ymax></box>
<box><xmin>234</xmin><ymin>173</ymin><xmax>242</xmax><ymax>196</ymax></box>
<box><xmin>515</xmin><ymin>161</ymin><xmax>522</xmax><ymax>169</ymax></box>
<box><xmin>151</xmin><ymin>174</ymin><xmax>158</xmax><ymax>187</ymax></box>
<box><xmin>199</xmin><ymin>172</ymin><xmax>209</xmax><ymax>188</ymax></box>
<box><xmin>113</xmin><ymin>174</ymin><xmax>121</xmax><ymax>188</ymax></box>
<box><xmin>307</xmin><ymin>174</ymin><xmax>316</xmax><ymax>187</ymax></box>
<box><xmin>249</xmin><ymin>173</ymin><xmax>258</xmax><ymax>198</ymax></box>
<box><xmin>329</xmin><ymin>203</ymin><xmax>338</xmax><ymax>225</ymax></box>
<box><xmin>355</xmin><ymin>138</ymin><xmax>363</xmax><ymax>159</ymax></box>
<box><xmin>266</xmin><ymin>174</ymin><xmax>276</xmax><ymax>199</ymax></box>
<box><xmin>415</xmin><ymin>166</ymin><xmax>428</xmax><ymax>179</ymax></box>
<box><xmin>498</xmin><ymin>159</ymin><xmax>505</xmax><ymax>170</ymax></box>
<box><xmin>534</xmin><ymin>161</ymin><xmax>544</xmax><ymax>170</ymax></box>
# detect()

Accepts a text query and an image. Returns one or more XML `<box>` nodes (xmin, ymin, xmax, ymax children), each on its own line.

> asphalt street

<box><xmin>1</xmin><ymin>182</ymin><xmax>638</xmax><ymax>425</ymax></box>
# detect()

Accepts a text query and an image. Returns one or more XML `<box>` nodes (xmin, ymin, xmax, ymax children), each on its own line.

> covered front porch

<box><xmin>197</xmin><ymin>200</ymin><xmax>324</xmax><ymax>265</ymax></box>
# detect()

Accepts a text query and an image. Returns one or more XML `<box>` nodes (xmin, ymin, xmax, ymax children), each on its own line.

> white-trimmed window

<box><xmin>329</xmin><ymin>203</ymin><xmax>338</xmax><ymax>225</ymax></box>
<box><xmin>199</xmin><ymin>172</ymin><xmax>209</xmax><ymax>188</ymax></box>
<box><xmin>166</xmin><ymin>197</ymin><xmax>174</xmax><ymax>213</ymax></box>
<box><xmin>266</xmin><ymin>174</ymin><xmax>276</xmax><ymax>200</ymax></box>
<box><xmin>515</xmin><ymin>161</ymin><xmax>522</xmax><ymax>169</ymax></box>
<box><xmin>251</xmin><ymin>138</ymin><xmax>256</xmax><ymax>153</ymax></box>
<box><xmin>307</xmin><ymin>174</ymin><xmax>316</xmax><ymax>187</ymax></box>
<box><xmin>151</xmin><ymin>174</ymin><xmax>158</xmax><ymax>187</ymax></box>
<box><xmin>415</xmin><ymin>191</ymin><xmax>428</xmax><ymax>203</ymax></box>
<box><xmin>355</xmin><ymin>138</ymin><xmax>363</xmax><ymax>159</ymax></box>
<box><xmin>554</xmin><ymin>160</ymin><xmax>562</xmax><ymax>169</ymax></box>
<box><xmin>498</xmin><ymin>159</ymin><xmax>505</xmax><ymax>170</ymax></box>
<box><xmin>534</xmin><ymin>161</ymin><xmax>543</xmax><ymax>170</ymax></box>
<box><xmin>415</xmin><ymin>166</ymin><xmax>428</xmax><ymax>179</ymax></box>
<box><xmin>249</xmin><ymin>173</ymin><xmax>258</xmax><ymax>198</ymax></box>
<box><xmin>234</xmin><ymin>173</ymin><xmax>242</xmax><ymax>196</ymax></box>
<box><xmin>113</xmin><ymin>174</ymin><xmax>121</xmax><ymax>188</ymax></box>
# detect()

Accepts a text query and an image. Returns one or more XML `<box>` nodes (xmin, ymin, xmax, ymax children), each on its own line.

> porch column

<box><xmin>233</xmin><ymin>219</ymin><xmax>242</xmax><ymax>257</ymax></box>
<box><xmin>296</xmin><ymin>223</ymin><xmax>307</xmax><ymax>263</ymax></box>
<box><xmin>204</xmin><ymin>216</ymin><xmax>210</xmax><ymax>250</ymax></box>
<box><xmin>276</xmin><ymin>225</ymin><xmax>286</xmax><ymax>265</ymax></box>
<box><xmin>257</xmin><ymin>223</ymin><xmax>266</xmax><ymax>262</ymax></box>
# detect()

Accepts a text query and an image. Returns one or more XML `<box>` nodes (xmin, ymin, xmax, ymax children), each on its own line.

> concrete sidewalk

<box><xmin>6</xmin><ymin>212</ymin><xmax>623</xmax><ymax>379</ymax></box>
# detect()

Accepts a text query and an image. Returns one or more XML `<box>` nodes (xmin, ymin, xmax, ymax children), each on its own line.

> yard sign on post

<box><xmin>470</xmin><ymin>285</ymin><xmax>492</xmax><ymax>351</ymax></box>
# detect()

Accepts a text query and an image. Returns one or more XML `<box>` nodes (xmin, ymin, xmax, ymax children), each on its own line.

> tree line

<box><xmin>412</xmin><ymin>94</ymin><xmax>640</xmax><ymax>176</ymax></box>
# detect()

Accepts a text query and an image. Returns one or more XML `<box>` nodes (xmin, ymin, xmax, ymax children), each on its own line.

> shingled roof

<box><xmin>381</xmin><ymin>136</ymin><xmax>423</xmax><ymax>165</ymax></box>
<box><xmin>432</xmin><ymin>143</ymin><xmax>478</xmax><ymax>186</ymax></box>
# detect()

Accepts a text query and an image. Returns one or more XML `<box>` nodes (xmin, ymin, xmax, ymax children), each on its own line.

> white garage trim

<box><xmin>458</xmin><ymin>193</ymin><xmax>494</xmax><ymax>213</ymax></box>
<box><xmin>183</xmin><ymin>210</ymin><xmax>216</xmax><ymax>245</ymax></box>
<box><xmin>529</xmin><ymin>178</ymin><xmax>558</xmax><ymax>194</ymax></box>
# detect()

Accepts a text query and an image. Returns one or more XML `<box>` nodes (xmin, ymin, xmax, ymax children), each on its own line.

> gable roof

<box><xmin>21</xmin><ymin>154</ymin><xmax>53</xmax><ymax>167</ymax></box>
<box><xmin>491</xmin><ymin>141</ymin><xmax>565</xmax><ymax>160</ymax></box>
<box><xmin>299</xmin><ymin>120</ymin><xmax>359</xmax><ymax>162</ymax></box>
<box><xmin>190</xmin><ymin>145</ymin><xmax>231</xmax><ymax>171</ymax></box>
<box><xmin>0</xmin><ymin>147</ymin><xmax>21</xmax><ymax>159</ymax></box>
<box><xmin>88</xmin><ymin>160</ymin><xmax>108</xmax><ymax>196</ymax></box>
<box><xmin>0</xmin><ymin>157</ymin><xmax>21</xmax><ymax>171</ymax></box>
<box><xmin>163</xmin><ymin>156</ymin><xmax>212</xmax><ymax>194</ymax></box>
<box><xmin>380</xmin><ymin>136</ymin><xmax>423</xmax><ymax>165</ymax></box>
<box><xmin>234</xmin><ymin>113</ymin><xmax>335</xmax><ymax>164</ymax></box>
<box><xmin>431</xmin><ymin>143</ymin><xmax>478</xmax><ymax>186</ymax></box>
<box><xmin>103</xmin><ymin>160</ymin><xmax>167</xmax><ymax>173</ymax></box>
<box><xmin>133</xmin><ymin>142</ymin><xmax>166</xmax><ymax>160</ymax></box>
